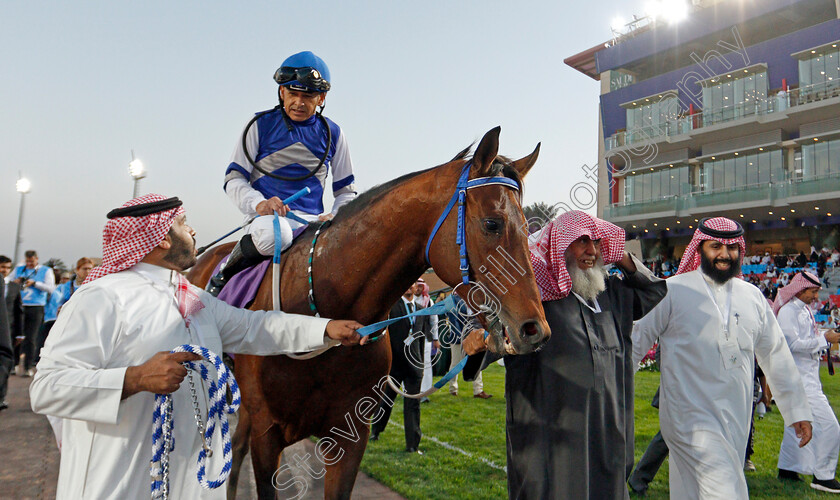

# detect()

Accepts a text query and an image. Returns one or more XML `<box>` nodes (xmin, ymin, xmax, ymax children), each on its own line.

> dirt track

<box><xmin>0</xmin><ymin>375</ymin><xmax>404</xmax><ymax>499</ymax></box>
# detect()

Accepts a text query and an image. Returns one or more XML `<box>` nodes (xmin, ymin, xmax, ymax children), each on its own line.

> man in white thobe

<box><xmin>774</xmin><ymin>271</ymin><xmax>840</xmax><ymax>493</ymax></box>
<box><xmin>633</xmin><ymin>216</ymin><xmax>813</xmax><ymax>499</ymax></box>
<box><xmin>29</xmin><ymin>194</ymin><xmax>364</xmax><ymax>500</ymax></box>
<box><xmin>414</xmin><ymin>278</ymin><xmax>442</xmax><ymax>398</ymax></box>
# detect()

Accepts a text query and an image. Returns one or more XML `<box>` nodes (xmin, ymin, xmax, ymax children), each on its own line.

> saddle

<box><xmin>213</xmin><ymin>225</ymin><xmax>310</xmax><ymax>308</ymax></box>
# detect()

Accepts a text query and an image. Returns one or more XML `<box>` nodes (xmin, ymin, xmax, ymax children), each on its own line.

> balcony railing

<box><xmin>605</xmin><ymin>79</ymin><xmax>840</xmax><ymax>151</ymax></box>
<box><xmin>606</xmin><ymin>172</ymin><xmax>840</xmax><ymax>219</ymax></box>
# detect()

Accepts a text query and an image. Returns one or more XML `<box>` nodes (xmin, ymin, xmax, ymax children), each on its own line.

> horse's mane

<box><xmin>328</xmin><ymin>145</ymin><xmax>522</xmax><ymax>227</ymax></box>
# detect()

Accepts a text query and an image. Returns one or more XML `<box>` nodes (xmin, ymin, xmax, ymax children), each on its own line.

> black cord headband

<box><xmin>107</xmin><ymin>197</ymin><xmax>183</xmax><ymax>219</ymax></box>
<box><xmin>802</xmin><ymin>271</ymin><xmax>821</xmax><ymax>287</ymax></box>
<box><xmin>697</xmin><ymin>217</ymin><xmax>744</xmax><ymax>239</ymax></box>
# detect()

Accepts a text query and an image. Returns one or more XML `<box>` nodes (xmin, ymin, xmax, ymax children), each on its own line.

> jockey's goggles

<box><xmin>274</xmin><ymin>66</ymin><xmax>331</xmax><ymax>93</ymax></box>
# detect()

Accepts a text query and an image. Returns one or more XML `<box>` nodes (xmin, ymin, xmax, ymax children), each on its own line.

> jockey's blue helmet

<box><xmin>273</xmin><ymin>51</ymin><xmax>331</xmax><ymax>93</ymax></box>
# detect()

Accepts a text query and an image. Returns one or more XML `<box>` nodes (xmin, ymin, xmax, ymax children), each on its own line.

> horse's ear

<box><xmin>510</xmin><ymin>143</ymin><xmax>540</xmax><ymax>179</ymax></box>
<box><xmin>472</xmin><ymin>126</ymin><xmax>501</xmax><ymax>176</ymax></box>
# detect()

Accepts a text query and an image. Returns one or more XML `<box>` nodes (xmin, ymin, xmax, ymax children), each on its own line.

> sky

<box><xmin>0</xmin><ymin>0</ymin><xmax>646</xmax><ymax>266</ymax></box>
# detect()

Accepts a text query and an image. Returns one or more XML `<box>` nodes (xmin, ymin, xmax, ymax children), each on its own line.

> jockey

<box><xmin>209</xmin><ymin>51</ymin><xmax>357</xmax><ymax>295</ymax></box>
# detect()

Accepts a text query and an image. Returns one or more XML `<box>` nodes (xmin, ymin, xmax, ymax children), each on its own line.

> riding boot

<box><xmin>207</xmin><ymin>234</ymin><xmax>265</xmax><ymax>297</ymax></box>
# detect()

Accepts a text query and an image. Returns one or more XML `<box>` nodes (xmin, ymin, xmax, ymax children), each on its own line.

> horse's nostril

<box><xmin>521</xmin><ymin>321</ymin><xmax>539</xmax><ymax>337</ymax></box>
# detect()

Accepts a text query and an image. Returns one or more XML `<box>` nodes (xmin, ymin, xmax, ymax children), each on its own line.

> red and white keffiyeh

<box><xmin>676</xmin><ymin>217</ymin><xmax>746</xmax><ymax>275</ymax></box>
<box><xmin>85</xmin><ymin>194</ymin><xmax>185</xmax><ymax>284</ymax></box>
<box><xmin>415</xmin><ymin>277</ymin><xmax>431</xmax><ymax>307</ymax></box>
<box><xmin>86</xmin><ymin>194</ymin><xmax>204</xmax><ymax>324</ymax></box>
<box><xmin>772</xmin><ymin>270</ymin><xmax>821</xmax><ymax>316</ymax></box>
<box><xmin>529</xmin><ymin>210</ymin><xmax>625</xmax><ymax>301</ymax></box>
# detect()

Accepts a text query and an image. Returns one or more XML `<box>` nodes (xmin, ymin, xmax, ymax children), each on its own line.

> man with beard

<box><xmin>633</xmin><ymin>216</ymin><xmax>812</xmax><ymax>499</ymax></box>
<box><xmin>463</xmin><ymin>210</ymin><xmax>667</xmax><ymax>499</ymax></box>
<box><xmin>29</xmin><ymin>194</ymin><xmax>365</xmax><ymax>500</ymax></box>
<box><xmin>774</xmin><ymin>271</ymin><xmax>840</xmax><ymax>492</ymax></box>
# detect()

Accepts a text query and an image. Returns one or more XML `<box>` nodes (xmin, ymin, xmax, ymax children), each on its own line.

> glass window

<box><xmin>734</xmin><ymin>77</ymin><xmax>746</xmax><ymax>119</ymax></box>
<box><xmin>722</xmin><ymin>81</ymin><xmax>735</xmax><ymax>121</ymax></box>
<box><xmin>755</xmin><ymin>72</ymin><xmax>768</xmax><ymax>113</ymax></box>
<box><xmin>744</xmin><ymin>74</ymin><xmax>757</xmax><ymax>102</ymax></box>
<box><xmin>770</xmin><ymin>149</ymin><xmax>784</xmax><ymax>182</ymax></box>
<box><xmin>651</xmin><ymin>170</ymin><xmax>661</xmax><ymax>199</ymax></box>
<box><xmin>812</xmin><ymin>54</ymin><xmax>825</xmax><ymax>90</ymax></box>
<box><xmin>639</xmin><ymin>172</ymin><xmax>651</xmax><ymax>201</ymax></box>
<box><xmin>830</xmin><ymin>138</ymin><xmax>840</xmax><ymax>175</ymax></box>
<box><xmin>735</xmin><ymin>155</ymin><xmax>747</xmax><ymax>186</ymax></box>
<box><xmin>701</xmin><ymin>71</ymin><xmax>769</xmax><ymax>124</ymax></box>
<box><xmin>712</xmin><ymin>160</ymin><xmax>723</xmax><ymax>190</ymax></box>
<box><xmin>755</xmin><ymin>71</ymin><xmax>768</xmax><ymax>98</ymax></box>
<box><xmin>794</xmin><ymin>151</ymin><xmax>803</xmax><ymax>179</ymax></box>
<box><xmin>802</xmin><ymin>143</ymin><xmax>815</xmax><ymax>178</ymax></box>
<box><xmin>816</xmin><ymin>140</ymin><xmax>830</xmax><ymax>177</ymax></box>
<box><xmin>758</xmin><ymin>151</ymin><xmax>770</xmax><ymax>184</ymax></box>
<box><xmin>624</xmin><ymin>176</ymin><xmax>633</xmax><ymax>203</ymax></box>
<box><xmin>746</xmin><ymin>153</ymin><xmax>758</xmax><ymax>185</ymax></box>
<box><xmin>800</xmin><ymin>58</ymin><xmax>812</xmax><ymax>87</ymax></box>
<box><xmin>680</xmin><ymin>166</ymin><xmax>690</xmax><ymax>195</ymax></box>
<box><xmin>669</xmin><ymin>167</ymin><xmax>679</xmax><ymax>196</ymax></box>
<box><xmin>799</xmin><ymin>49</ymin><xmax>840</xmax><ymax>93</ymax></box>
<box><xmin>827</xmin><ymin>50</ymin><xmax>840</xmax><ymax>90</ymax></box>
<box><xmin>724</xmin><ymin>157</ymin><xmax>735</xmax><ymax>188</ymax></box>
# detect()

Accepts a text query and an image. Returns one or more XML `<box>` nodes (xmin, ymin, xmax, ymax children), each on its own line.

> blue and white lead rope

<box><xmin>150</xmin><ymin>345</ymin><xmax>241</xmax><ymax>499</ymax></box>
<box><xmin>355</xmin><ymin>295</ymin><xmax>490</xmax><ymax>399</ymax></box>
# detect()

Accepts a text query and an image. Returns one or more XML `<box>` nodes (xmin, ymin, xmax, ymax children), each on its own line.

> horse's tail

<box><xmin>226</xmin><ymin>405</ymin><xmax>251</xmax><ymax>500</ymax></box>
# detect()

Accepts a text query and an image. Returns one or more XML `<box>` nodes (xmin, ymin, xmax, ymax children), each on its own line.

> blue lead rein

<box><xmin>356</xmin><ymin>295</ymin><xmax>491</xmax><ymax>391</ymax></box>
<box><xmin>150</xmin><ymin>345</ymin><xmax>241</xmax><ymax>499</ymax></box>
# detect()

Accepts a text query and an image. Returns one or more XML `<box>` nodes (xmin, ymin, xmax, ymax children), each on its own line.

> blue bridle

<box><xmin>424</xmin><ymin>161</ymin><xmax>521</xmax><ymax>285</ymax></box>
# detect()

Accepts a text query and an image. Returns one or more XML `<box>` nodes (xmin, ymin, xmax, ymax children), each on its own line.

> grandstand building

<box><xmin>566</xmin><ymin>0</ymin><xmax>840</xmax><ymax>258</ymax></box>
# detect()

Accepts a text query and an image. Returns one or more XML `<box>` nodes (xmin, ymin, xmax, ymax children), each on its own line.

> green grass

<box><xmin>359</xmin><ymin>364</ymin><xmax>840</xmax><ymax>499</ymax></box>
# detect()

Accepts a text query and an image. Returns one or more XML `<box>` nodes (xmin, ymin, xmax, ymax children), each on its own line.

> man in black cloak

<box><xmin>463</xmin><ymin>210</ymin><xmax>666</xmax><ymax>499</ymax></box>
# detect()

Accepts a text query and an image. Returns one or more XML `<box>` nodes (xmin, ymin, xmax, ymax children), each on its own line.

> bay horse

<box><xmin>188</xmin><ymin>127</ymin><xmax>550</xmax><ymax>499</ymax></box>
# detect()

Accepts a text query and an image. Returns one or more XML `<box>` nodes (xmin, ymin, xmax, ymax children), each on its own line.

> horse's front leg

<box><xmin>249</xmin><ymin>412</ymin><xmax>288</xmax><ymax>500</ymax></box>
<box><xmin>226</xmin><ymin>406</ymin><xmax>251</xmax><ymax>500</ymax></box>
<box><xmin>321</xmin><ymin>421</ymin><xmax>371</xmax><ymax>500</ymax></box>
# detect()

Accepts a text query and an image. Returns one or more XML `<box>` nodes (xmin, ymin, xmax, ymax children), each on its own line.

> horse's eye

<box><xmin>484</xmin><ymin>219</ymin><xmax>502</xmax><ymax>233</ymax></box>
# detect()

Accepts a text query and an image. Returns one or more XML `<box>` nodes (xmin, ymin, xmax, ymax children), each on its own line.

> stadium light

<box><xmin>128</xmin><ymin>150</ymin><xmax>146</xmax><ymax>198</ymax></box>
<box><xmin>13</xmin><ymin>174</ymin><xmax>31</xmax><ymax>264</ymax></box>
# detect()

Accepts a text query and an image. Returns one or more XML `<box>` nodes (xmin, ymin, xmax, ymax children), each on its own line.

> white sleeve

<box><xmin>34</xmin><ymin>267</ymin><xmax>56</xmax><ymax>293</ymax></box>
<box><xmin>224</xmin><ymin>118</ymin><xmax>265</xmax><ymax>217</ymax></box>
<box><xmin>755</xmin><ymin>300</ymin><xmax>812</xmax><ymax>426</ymax></box>
<box><xmin>29</xmin><ymin>287</ymin><xmax>127</xmax><ymax>425</ymax></box>
<box><xmin>777</xmin><ymin>306</ymin><xmax>827</xmax><ymax>354</ymax></box>
<box><xmin>201</xmin><ymin>293</ymin><xmax>332</xmax><ymax>354</ymax></box>
<box><xmin>225</xmin><ymin>177</ymin><xmax>265</xmax><ymax>217</ymax></box>
<box><xmin>329</xmin><ymin>131</ymin><xmax>357</xmax><ymax>215</ymax></box>
<box><xmin>631</xmin><ymin>287</ymin><xmax>671</xmax><ymax>366</ymax></box>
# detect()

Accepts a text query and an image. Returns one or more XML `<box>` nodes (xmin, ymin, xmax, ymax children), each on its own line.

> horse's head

<box><xmin>429</xmin><ymin>127</ymin><xmax>550</xmax><ymax>355</ymax></box>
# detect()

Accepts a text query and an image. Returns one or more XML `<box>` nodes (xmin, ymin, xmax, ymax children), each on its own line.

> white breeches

<box><xmin>245</xmin><ymin>215</ymin><xmax>308</xmax><ymax>256</ymax></box>
<box><xmin>666</xmin><ymin>429</ymin><xmax>749</xmax><ymax>500</ymax></box>
<box><xmin>778</xmin><ymin>391</ymin><xmax>840</xmax><ymax>480</ymax></box>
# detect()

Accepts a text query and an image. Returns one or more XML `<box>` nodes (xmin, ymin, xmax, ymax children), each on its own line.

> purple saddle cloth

<box><xmin>213</xmin><ymin>225</ymin><xmax>310</xmax><ymax>309</ymax></box>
